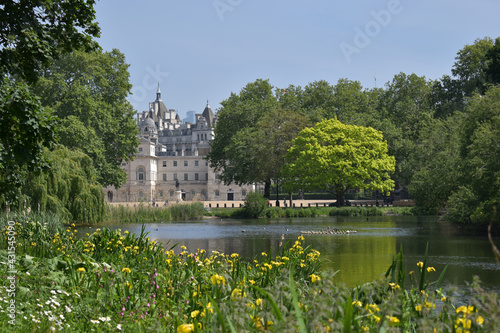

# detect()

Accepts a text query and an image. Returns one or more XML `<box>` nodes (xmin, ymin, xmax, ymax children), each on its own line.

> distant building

<box><xmin>104</xmin><ymin>85</ymin><xmax>254</xmax><ymax>203</ymax></box>
<box><xmin>183</xmin><ymin>110</ymin><xmax>195</xmax><ymax>124</ymax></box>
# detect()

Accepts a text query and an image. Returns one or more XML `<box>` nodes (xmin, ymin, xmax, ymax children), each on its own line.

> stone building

<box><xmin>104</xmin><ymin>85</ymin><xmax>254</xmax><ymax>203</ymax></box>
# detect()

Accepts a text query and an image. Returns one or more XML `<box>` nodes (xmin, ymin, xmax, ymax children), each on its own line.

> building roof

<box><xmin>202</xmin><ymin>101</ymin><xmax>215</xmax><ymax>126</ymax></box>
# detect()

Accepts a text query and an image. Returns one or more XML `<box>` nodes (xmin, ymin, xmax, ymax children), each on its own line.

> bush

<box><xmin>242</xmin><ymin>191</ymin><xmax>268</xmax><ymax>218</ymax></box>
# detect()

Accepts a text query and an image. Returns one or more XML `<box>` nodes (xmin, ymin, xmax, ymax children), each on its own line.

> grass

<box><xmin>1</xmin><ymin>211</ymin><xmax>498</xmax><ymax>332</ymax></box>
<box><xmin>106</xmin><ymin>202</ymin><xmax>206</xmax><ymax>223</ymax></box>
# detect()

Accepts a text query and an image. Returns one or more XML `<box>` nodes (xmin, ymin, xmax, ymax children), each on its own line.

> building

<box><xmin>104</xmin><ymin>85</ymin><xmax>254</xmax><ymax>203</ymax></box>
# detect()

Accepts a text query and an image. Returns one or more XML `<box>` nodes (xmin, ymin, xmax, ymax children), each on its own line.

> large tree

<box><xmin>32</xmin><ymin>49</ymin><xmax>139</xmax><ymax>188</ymax></box>
<box><xmin>283</xmin><ymin>119</ymin><xmax>395</xmax><ymax>206</ymax></box>
<box><xmin>0</xmin><ymin>0</ymin><xmax>100</xmax><ymax>203</ymax></box>
<box><xmin>207</xmin><ymin>79</ymin><xmax>279</xmax><ymax>194</ymax></box>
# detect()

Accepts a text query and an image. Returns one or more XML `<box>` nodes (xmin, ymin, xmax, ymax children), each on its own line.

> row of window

<box><xmin>162</xmin><ymin>173</ymin><xmax>207</xmax><ymax>181</ymax></box>
<box><xmin>163</xmin><ymin>160</ymin><xmax>207</xmax><ymax>167</ymax></box>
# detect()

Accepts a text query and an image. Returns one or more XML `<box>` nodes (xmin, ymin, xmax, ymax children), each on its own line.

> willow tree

<box><xmin>283</xmin><ymin>119</ymin><xmax>395</xmax><ymax>206</ymax></box>
<box><xmin>23</xmin><ymin>146</ymin><xmax>106</xmax><ymax>224</ymax></box>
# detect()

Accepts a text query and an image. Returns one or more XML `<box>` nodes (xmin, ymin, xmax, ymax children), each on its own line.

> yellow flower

<box><xmin>256</xmin><ymin>298</ymin><xmax>263</xmax><ymax>306</ymax></box>
<box><xmin>387</xmin><ymin>315</ymin><xmax>400</xmax><ymax>324</ymax></box>
<box><xmin>352</xmin><ymin>301</ymin><xmax>362</xmax><ymax>307</ymax></box>
<box><xmin>211</xmin><ymin>274</ymin><xmax>225</xmax><ymax>286</ymax></box>
<box><xmin>177</xmin><ymin>323</ymin><xmax>194</xmax><ymax>333</ymax></box>
<box><xmin>427</xmin><ymin>266</ymin><xmax>436</xmax><ymax>273</ymax></box>
<box><xmin>231</xmin><ymin>288</ymin><xmax>246</xmax><ymax>301</ymax></box>
<box><xmin>261</xmin><ymin>252</ymin><xmax>267</xmax><ymax>257</ymax></box>
<box><xmin>231</xmin><ymin>253</ymin><xmax>239</xmax><ymax>258</ymax></box>
<box><xmin>456</xmin><ymin>305</ymin><xmax>474</xmax><ymax>314</ymax></box>
<box><xmin>122</xmin><ymin>267</ymin><xmax>132</xmax><ymax>274</ymax></box>
<box><xmin>310</xmin><ymin>274</ymin><xmax>321</xmax><ymax>283</ymax></box>
<box><xmin>190</xmin><ymin>310</ymin><xmax>200</xmax><ymax>318</ymax></box>
<box><xmin>206</xmin><ymin>302</ymin><xmax>213</xmax><ymax>314</ymax></box>
<box><xmin>441</xmin><ymin>296</ymin><xmax>447</xmax><ymax>302</ymax></box>
<box><xmin>249</xmin><ymin>279</ymin><xmax>255</xmax><ymax>285</ymax></box>
<box><xmin>476</xmin><ymin>315</ymin><xmax>484</xmax><ymax>325</ymax></box>
<box><xmin>415</xmin><ymin>305</ymin><xmax>422</xmax><ymax>312</ymax></box>
<box><xmin>417</xmin><ymin>261</ymin><xmax>424</xmax><ymax>268</ymax></box>
<box><xmin>76</xmin><ymin>267</ymin><xmax>86</xmax><ymax>273</ymax></box>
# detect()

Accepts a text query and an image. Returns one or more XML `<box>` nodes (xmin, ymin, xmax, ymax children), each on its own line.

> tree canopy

<box><xmin>283</xmin><ymin>119</ymin><xmax>395</xmax><ymax>206</ymax></box>
<box><xmin>0</xmin><ymin>0</ymin><xmax>100</xmax><ymax>203</ymax></box>
<box><xmin>32</xmin><ymin>49</ymin><xmax>139</xmax><ymax>188</ymax></box>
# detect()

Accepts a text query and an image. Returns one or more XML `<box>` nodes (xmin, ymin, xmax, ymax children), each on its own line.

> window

<box><xmin>121</xmin><ymin>162</ymin><xmax>127</xmax><ymax>167</ymax></box>
<box><xmin>162</xmin><ymin>161</ymin><xmax>167</xmax><ymax>167</ymax></box>
<box><xmin>195</xmin><ymin>160</ymin><xmax>199</xmax><ymax>167</ymax></box>
<box><xmin>184</xmin><ymin>160</ymin><xmax>188</xmax><ymax>167</ymax></box>
<box><xmin>195</xmin><ymin>173</ymin><xmax>199</xmax><ymax>181</ymax></box>
<box><xmin>205</xmin><ymin>173</ymin><xmax>208</xmax><ymax>180</ymax></box>
<box><xmin>184</xmin><ymin>173</ymin><xmax>188</xmax><ymax>181</ymax></box>
<box><xmin>215</xmin><ymin>173</ymin><xmax>219</xmax><ymax>180</ymax></box>
<box><xmin>173</xmin><ymin>161</ymin><xmax>177</xmax><ymax>167</ymax></box>
<box><xmin>173</xmin><ymin>173</ymin><xmax>177</xmax><ymax>180</ymax></box>
<box><xmin>159</xmin><ymin>191</ymin><xmax>163</xmax><ymax>197</ymax></box>
<box><xmin>242</xmin><ymin>189</ymin><xmax>247</xmax><ymax>197</ymax></box>
<box><xmin>163</xmin><ymin>174</ymin><xmax>167</xmax><ymax>181</ymax></box>
<box><xmin>139</xmin><ymin>147</ymin><xmax>143</xmax><ymax>152</ymax></box>
<box><xmin>215</xmin><ymin>190</ymin><xmax>220</xmax><ymax>197</ymax></box>
<box><xmin>169</xmin><ymin>190</ymin><xmax>174</xmax><ymax>197</ymax></box>
<box><xmin>137</xmin><ymin>167</ymin><xmax>144</xmax><ymax>180</ymax></box>
<box><xmin>139</xmin><ymin>191</ymin><xmax>144</xmax><ymax>198</ymax></box>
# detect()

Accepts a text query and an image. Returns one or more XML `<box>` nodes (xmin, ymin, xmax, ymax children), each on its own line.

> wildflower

<box><xmin>231</xmin><ymin>253</ymin><xmax>239</xmax><ymax>258</ymax></box>
<box><xmin>256</xmin><ymin>298</ymin><xmax>263</xmax><ymax>306</ymax></box>
<box><xmin>427</xmin><ymin>266</ymin><xmax>436</xmax><ymax>273</ymax></box>
<box><xmin>352</xmin><ymin>300</ymin><xmax>362</xmax><ymax>307</ymax></box>
<box><xmin>206</xmin><ymin>302</ymin><xmax>213</xmax><ymax>314</ymax></box>
<box><xmin>441</xmin><ymin>296</ymin><xmax>447</xmax><ymax>302</ymax></box>
<box><xmin>415</xmin><ymin>305</ymin><xmax>422</xmax><ymax>311</ymax></box>
<box><xmin>76</xmin><ymin>267</ymin><xmax>86</xmax><ymax>273</ymax></box>
<box><xmin>387</xmin><ymin>315</ymin><xmax>400</xmax><ymax>324</ymax></box>
<box><xmin>122</xmin><ymin>267</ymin><xmax>132</xmax><ymax>274</ymax></box>
<box><xmin>231</xmin><ymin>288</ymin><xmax>246</xmax><ymax>301</ymax></box>
<box><xmin>310</xmin><ymin>274</ymin><xmax>321</xmax><ymax>283</ymax></box>
<box><xmin>261</xmin><ymin>252</ymin><xmax>267</xmax><ymax>257</ymax></box>
<box><xmin>417</xmin><ymin>261</ymin><xmax>424</xmax><ymax>268</ymax></box>
<box><xmin>476</xmin><ymin>315</ymin><xmax>484</xmax><ymax>325</ymax></box>
<box><xmin>456</xmin><ymin>305</ymin><xmax>474</xmax><ymax>314</ymax></box>
<box><xmin>177</xmin><ymin>323</ymin><xmax>194</xmax><ymax>333</ymax></box>
<box><xmin>210</xmin><ymin>274</ymin><xmax>226</xmax><ymax>286</ymax></box>
<box><xmin>191</xmin><ymin>310</ymin><xmax>200</xmax><ymax>318</ymax></box>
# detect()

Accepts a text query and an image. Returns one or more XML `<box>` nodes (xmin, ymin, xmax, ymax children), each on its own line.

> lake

<box><xmin>82</xmin><ymin>215</ymin><xmax>500</xmax><ymax>291</ymax></box>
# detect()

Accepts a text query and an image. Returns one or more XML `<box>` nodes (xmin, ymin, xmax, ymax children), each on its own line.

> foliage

<box><xmin>0</xmin><ymin>0</ymin><xmax>100</xmax><ymax>203</ymax></box>
<box><xmin>20</xmin><ymin>146</ymin><xmax>106</xmax><ymax>224</ymax></box>
<box><xmin>409</xmin><ymin>114</ymin><xmax>462</xmax><ymax>214</ymax></box>
<box><xmin>0</xmin><ymin>79</ymin><xmax>57</xmax><ymax>202</ymax></box>
<box><xmin>1</xmin><ymin>212</ymin><xmax>499</xmax><ymax>332</ymax></box>
<box><xmin>284</xmin><ymin>119</ymin><xmax>395</xmax><ymax>206</ymax></box>
<box><xmin>32</xmin><ymin>49</ymin><xmax>139</xmax><ymax>188</ymax></box>
<box><xmin>242</xmin><ymin>192</ymin><xmax>268</xmax><ymax>218</ymax></box>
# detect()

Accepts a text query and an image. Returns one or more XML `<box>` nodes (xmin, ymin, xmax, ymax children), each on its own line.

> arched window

<box><xmin>137</xmin><ymin>167</ymin><xmax>145</xmax><ymax>180</ymax></box>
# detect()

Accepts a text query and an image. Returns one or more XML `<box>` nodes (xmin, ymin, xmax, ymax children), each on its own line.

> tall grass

<box><xmin>106</xmin><ymin>202</ymin><xmax>205</xmax><ymax>223</ymax></box>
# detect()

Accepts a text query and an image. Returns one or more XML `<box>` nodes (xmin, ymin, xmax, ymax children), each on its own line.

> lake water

<box><xmin>83</xmin><ymin>216</ymin><xmax>500</xmax><ymax>291</ymax></box>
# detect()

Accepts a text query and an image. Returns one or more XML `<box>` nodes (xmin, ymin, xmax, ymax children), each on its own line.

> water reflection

<box><xmin>82</xmin><ymin>216</ymin><xmax>500</xmax><ymax>290</ymax></box>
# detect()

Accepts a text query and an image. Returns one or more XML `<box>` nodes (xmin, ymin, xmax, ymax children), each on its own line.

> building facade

<box><xmin>104</xmin><ymin>86</ymin><xmax>254</xmax><ymax>203</ymax></box>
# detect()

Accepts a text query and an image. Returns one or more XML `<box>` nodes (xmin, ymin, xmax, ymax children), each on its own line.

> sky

<box><xmin>94</xmin><ymin>0</ymin><xmax>500</xmax><ymax>120</ymax></box>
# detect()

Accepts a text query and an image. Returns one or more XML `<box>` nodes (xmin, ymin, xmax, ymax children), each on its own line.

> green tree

<box><xmin>0</xmin><ymin>0</ymin><xmax>100</xmax><ymax>203</ymax></box>
<box><xmin>207</xmin><ymin>79</ymin><xmax>279</xmax><ymax>195</ymax></box>
<box><xmin>22</xmin><ymin>146</ymin><xmax>106</xmax><ymax>223</ymax></box>
<box><xmin>448</xmin><ymin>86</ymin><xmax>500</xmax><ymax>223</ymax></box>
<box><xmin>283</xmin><ymin>119</ymin><xmax>395</xmax><ymax>206</ymax></box>
<box><xmin>32</xmin><ymin>49</ymin><xmax>139</xmax><ymax>188</ymax></box>
<box><xmin>408</xmin><ymin>114</ymin><xmax>462</xmax><ymax>214</ymax></box>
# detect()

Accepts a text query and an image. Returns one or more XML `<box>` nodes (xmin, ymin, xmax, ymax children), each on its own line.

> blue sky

<box><xmin>95</xmin><ymin>0</ymin><xmax>499</xmax><ymax>119</ymax></box>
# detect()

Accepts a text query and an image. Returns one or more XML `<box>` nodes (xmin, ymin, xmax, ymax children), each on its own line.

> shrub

<box><xmin>242</xmin><ymin>191</ymin><xmax>268</xmax><ymax>218</ymax></box>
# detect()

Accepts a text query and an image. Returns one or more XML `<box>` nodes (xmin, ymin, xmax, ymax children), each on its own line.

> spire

<box><xmin>156</xmin><ymin>82</ymin><xmax>162</xmax><ymax>101</ymax></box>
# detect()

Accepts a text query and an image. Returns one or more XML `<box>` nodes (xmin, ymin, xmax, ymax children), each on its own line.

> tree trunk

<box><xmin>336</xmin><ymin>190</ymin><xmax>345</xmax><ymax>207</ymax></box>
<box><xmin>264</xmin><ymin>180</ymin><xmax>271</xmax><ymax>199</ymax></box>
